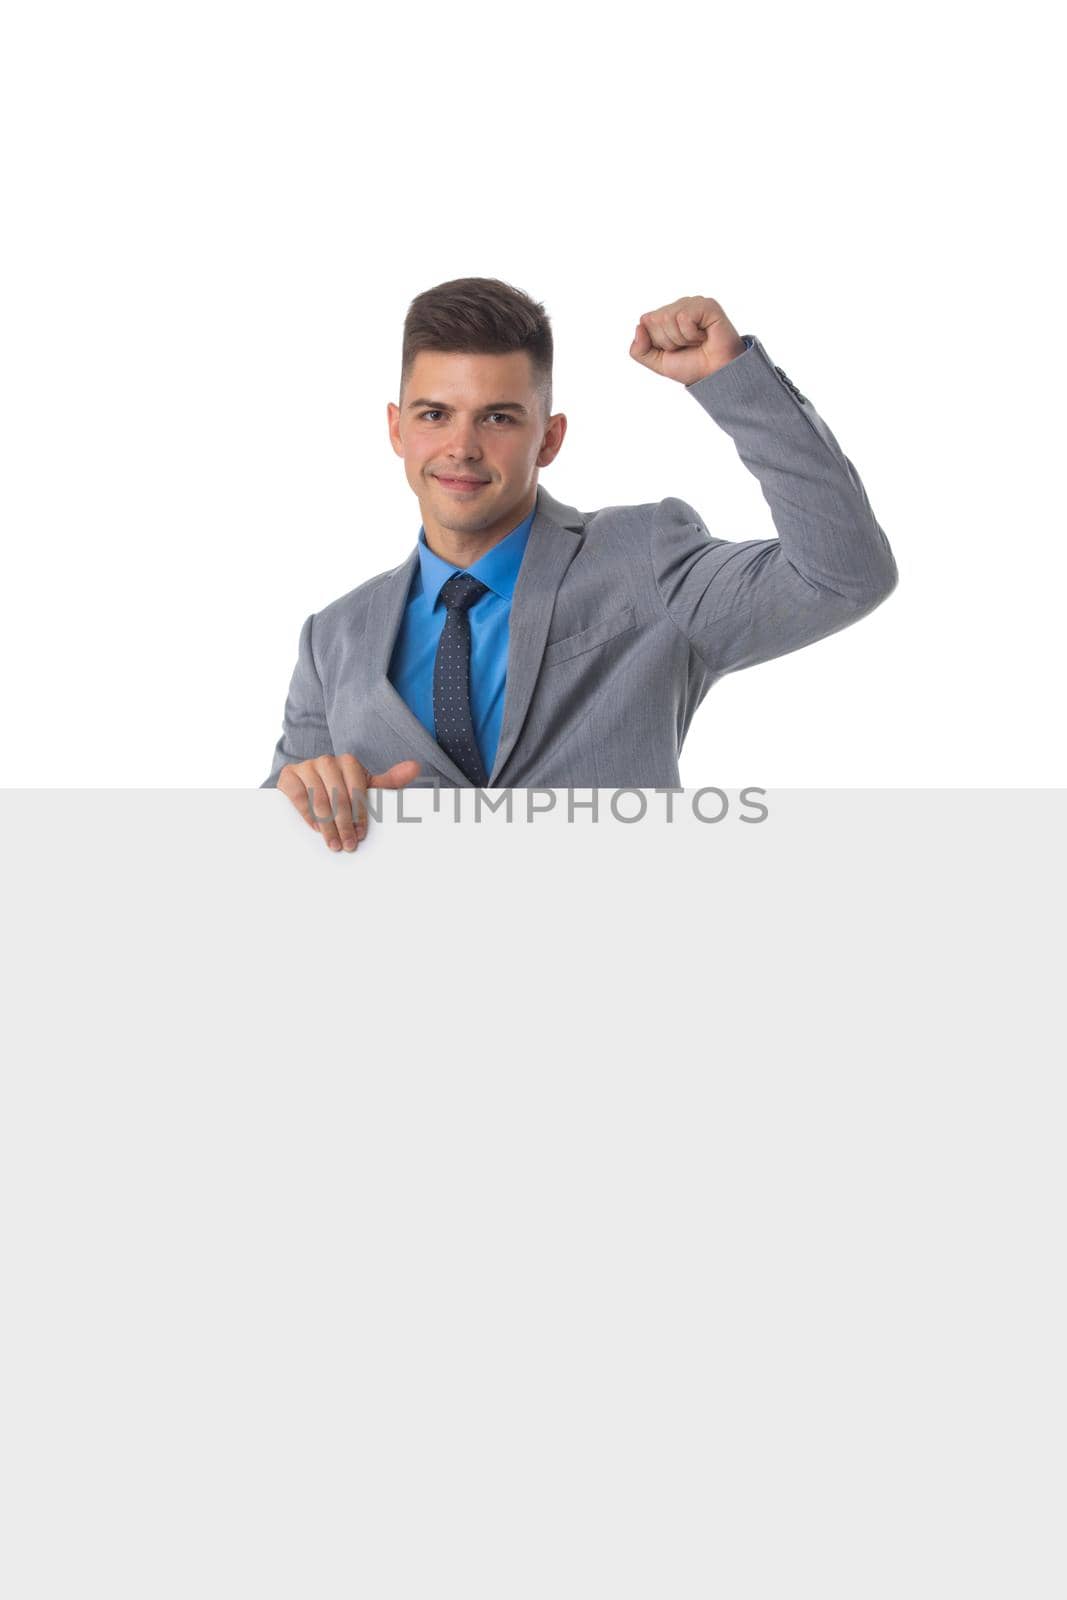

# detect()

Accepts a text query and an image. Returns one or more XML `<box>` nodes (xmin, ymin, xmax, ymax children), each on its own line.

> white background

<box><xmin>1</xmin><ymin>1</ymin><xmax>1062</xmax><ymax>787</ymax></box>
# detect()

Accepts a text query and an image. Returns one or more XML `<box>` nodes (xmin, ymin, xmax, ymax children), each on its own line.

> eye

<box><xmin>415</xmin><ymin>410</ymin><xmax>516</xmax><ymax>424</ymax></box>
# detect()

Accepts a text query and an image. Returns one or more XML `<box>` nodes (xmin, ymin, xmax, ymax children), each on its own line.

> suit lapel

<box><xmin>488</xmin><ymin>484</ymin><xmax>586</xmax><ymax>784</ymax></box>
<box><xmin>365</xmin><ymin>548</ymin><xmax>473</xmax><ymax>786</ymax></box>
<box><xmin>364</xmin><ymin>483</ymin><xmax>586</xmax><ymax>786</ymax></box>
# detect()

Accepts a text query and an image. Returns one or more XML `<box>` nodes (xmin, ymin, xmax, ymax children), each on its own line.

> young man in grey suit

<box><xmin>261</xmin><ymin>277</ymin><xmax>897</xmax><ymax>852</ymax></box>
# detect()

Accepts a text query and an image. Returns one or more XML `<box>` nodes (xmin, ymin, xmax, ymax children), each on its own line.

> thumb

<box><xmin>629</xmin><ymin>320</ymin><xmax>658</xmax><ymax>368</ymax></box>
<box><xmin>368</xmin><ymin>759</ymin><xmax>422</xmax><ymax>789</ymax></box>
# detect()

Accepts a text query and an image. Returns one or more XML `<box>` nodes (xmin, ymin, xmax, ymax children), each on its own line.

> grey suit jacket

<box><xmin>260</xmin><ymin>333</ymin><xmax>897</xmax><ymax>790</ymax></box>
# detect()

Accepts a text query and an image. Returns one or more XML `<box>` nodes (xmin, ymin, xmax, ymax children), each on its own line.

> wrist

<box><xmin>697</xmin><ymin>336</ymin><xmax>748</xmax><ymax>379</ymax></box>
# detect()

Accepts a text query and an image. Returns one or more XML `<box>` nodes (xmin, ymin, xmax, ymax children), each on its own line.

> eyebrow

<box><xmin>406</xmin><ymin>398</ymin><xmax>529</xmax><ymax>415</ymax></box>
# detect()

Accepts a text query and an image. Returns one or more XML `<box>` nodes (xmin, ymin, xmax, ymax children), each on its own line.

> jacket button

<box><xmin>774</xmin><ymin>365</ymin><xmax>807</xmax><ymax>403</ymax></box>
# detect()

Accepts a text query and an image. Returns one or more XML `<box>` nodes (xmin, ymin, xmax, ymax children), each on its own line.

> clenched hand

<box><xmin>629</xmin><ymin>295</ymin><xmax>746</xmax><ymax>385</ymax></box>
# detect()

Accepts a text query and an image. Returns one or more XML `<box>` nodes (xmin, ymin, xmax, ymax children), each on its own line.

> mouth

<box><xmin>435</xmin><ymin>475</ymin><xmax>489</xmax><ymax>493</ymax></box>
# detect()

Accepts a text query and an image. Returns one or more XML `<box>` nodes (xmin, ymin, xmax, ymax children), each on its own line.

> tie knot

<box><xmin>440</xmin><ymin>573</ymin><xmax>489</xmax><ymax>613</ymax></box>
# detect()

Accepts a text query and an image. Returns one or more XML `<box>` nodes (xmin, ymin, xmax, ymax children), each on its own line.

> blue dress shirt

<box><xmin>387</xmin><ymin>501</ymin><xmax>537</xmax><ymax>778</ymax></box>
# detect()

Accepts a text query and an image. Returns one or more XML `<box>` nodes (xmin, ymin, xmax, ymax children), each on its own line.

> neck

<box><xmin>423</xmin><ymin>487</ymin><xmax>537</xmax><ymax>569</ymax></box>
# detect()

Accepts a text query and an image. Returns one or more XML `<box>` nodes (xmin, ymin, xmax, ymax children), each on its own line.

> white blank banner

<box><xmin>2</xmin><ymin>791</ymin><xmax>1064</xmax><ymax>1598</ymax></box>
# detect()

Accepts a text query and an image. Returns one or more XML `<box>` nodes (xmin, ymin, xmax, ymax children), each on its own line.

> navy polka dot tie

<box><xmin>433</xmin><ymin>573</ymin><xmax>490</xmax><ymax>786</ymax></box>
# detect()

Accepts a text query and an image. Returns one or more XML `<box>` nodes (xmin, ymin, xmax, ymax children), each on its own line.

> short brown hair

<box><xmin>400</xmin><ymin>276</ymin><xmax>553</xmax><ymax>423</ymax></box>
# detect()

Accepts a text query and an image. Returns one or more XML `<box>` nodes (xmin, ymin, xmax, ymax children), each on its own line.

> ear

<box><xmin>538</xmin><ymin>412</ymin><xmax>567</xmax><ymax>468</ymax></box>
<box><xmin>386</xmin><ymin>401</ymin><xmax>403</xmax><ymax>457</ymax></box>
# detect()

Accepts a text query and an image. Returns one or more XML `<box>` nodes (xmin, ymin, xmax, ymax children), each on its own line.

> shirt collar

<box><xmin>415</xmin><ymin>499</ymin><xmax>537</xmax><ymax>611</ymax></box>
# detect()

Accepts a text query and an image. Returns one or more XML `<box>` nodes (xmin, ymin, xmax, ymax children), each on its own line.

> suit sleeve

<box><xmin>650</xmin><ymin>333</ymin><xmax>898</xmax><ymax>675</ymax></box>
<box><xmin>259</xmin><ymin>611</ymin><xmax>335</xmax><ymax>788</ymax></box>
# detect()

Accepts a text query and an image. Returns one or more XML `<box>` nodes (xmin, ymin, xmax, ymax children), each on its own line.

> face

<box><xmin>387</xmin><ymin>350</ymin><xmax>566</xmax><ymax>547</ymax></box>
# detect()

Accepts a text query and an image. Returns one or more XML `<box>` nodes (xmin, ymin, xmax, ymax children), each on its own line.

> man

<box><xmin>261</xmin><ymin>278</ymin><xmax>897</xmax><ymax>852</ymax></box>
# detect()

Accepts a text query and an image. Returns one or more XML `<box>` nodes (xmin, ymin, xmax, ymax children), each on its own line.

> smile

<box><xmin>435</xmin><ymin>475</ymin><xmax>489</xmax><ymax>493</ymax></box>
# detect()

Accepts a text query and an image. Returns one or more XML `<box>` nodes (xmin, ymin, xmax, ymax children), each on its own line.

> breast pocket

<box><xmin>541</xmin><ymin>603</ymin><xmax>637</xmax><ymax>666</ymax></box>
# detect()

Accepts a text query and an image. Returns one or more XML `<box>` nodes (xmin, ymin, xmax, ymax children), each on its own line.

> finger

<box><xmin>337</xmin><ymin>752</ymin><xmax>373</xmax><ymax>845</ymax></box>
<box><xmin>319</xmin><ymin>754</ymin><xmax>364</xmax><ymax>851</ymax></box>
<box><xmin>641</xmin><ymin>310</ymin><xmax>684</xmax><ymax>352</ymax></box>
<box><xmin>306</xmin><ymin>755</ymin><xmax>355</xmax><ymax>852</ymax></box>
<box><xmin>629</xmin><ymin>321</ymin><xmax>652</xmax><ymax>360</ymax></box>
<box><xmin>657</xmin><ymin>315</ymin><xmax>687</xmax><ymax>350</ymax></box>
<box><xmin>690</xmin><ymin>296</ymin><xmax>723</xmax><ymax>326</ymax></box>
<box><xmin>278</xmin><ymin>764</ymin><xmax>322</xmax><ymax>832</ymax></box>
<box><xmin>369</xmin><ymin>759</ymin><xmax>422</xmax><ymax>790</ymax></box>
<box><xmin>630</xmin><ymin>321</ymin><xmax>661</xmax><ymax>368</ymax></box>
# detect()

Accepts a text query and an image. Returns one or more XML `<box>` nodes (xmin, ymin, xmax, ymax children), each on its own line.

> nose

<box><xmin>443</xmin><ymin>418</ymin><xmax>483</xmax><ymax>462</ymax></box>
